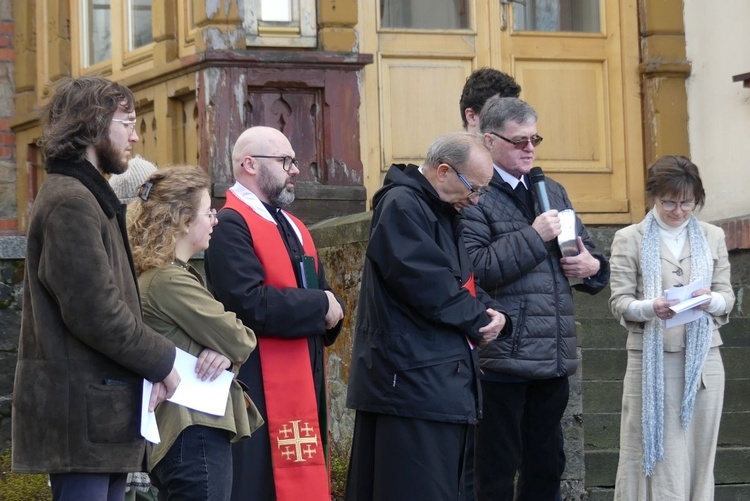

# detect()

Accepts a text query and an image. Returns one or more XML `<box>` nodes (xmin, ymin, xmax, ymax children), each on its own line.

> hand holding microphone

<box><xmin>529</xmin><ymin>166</ymin><xmax>560</xmax><ymax>242</ymax></box>
<box><xmin>530</xmin><ymin>166</ymin><xmax>550</xmax><ymax>213</ymax></box>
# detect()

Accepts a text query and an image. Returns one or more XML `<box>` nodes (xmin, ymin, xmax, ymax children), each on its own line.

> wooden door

<box><xmin>359</xmin><ymin>0</ymin><xmax>479</xmax><ymax>195</ymax></box>
<box><xmin>359</xmin><ymin>0</ymin><xmax>644</xmax><ymax>223</ymax></box>
<box><xmin>486</xmin><ymin>0</ymin><xmax>644</xmax><ymax>223</ymax></box>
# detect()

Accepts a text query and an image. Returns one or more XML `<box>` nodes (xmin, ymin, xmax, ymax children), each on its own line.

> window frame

<box><xmin>243</xmin><ymin>0</ymin><xmax>317</xmax><ymax>48</ymax></box>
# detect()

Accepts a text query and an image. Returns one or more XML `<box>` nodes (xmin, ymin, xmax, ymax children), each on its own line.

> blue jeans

<box><xmin>50</xmin><ymin>472</ymin><xmax>127</xmax><ymax>501</ymax></box>
<box><xmin>150</xmin><ymin>425</ymin><xmax>232</xmax><ymax>501</ymax></box>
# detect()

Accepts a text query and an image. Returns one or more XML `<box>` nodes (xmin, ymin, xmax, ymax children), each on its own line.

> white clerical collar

<box><xmin>494</xmin><ymin>164</ymin><xmax>527</xmax><ymax>190</ymax></box>
<box><xmin>227</xmin><ymin>181</ymin><xmax>303</xmax><ymax>242</ymax></box>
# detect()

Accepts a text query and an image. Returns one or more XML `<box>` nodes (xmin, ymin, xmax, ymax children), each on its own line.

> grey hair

<box><xmin>479</xmin><ymin>97</ymin><xmax>537</xmax><ymax>133</ymax></box>
<box><xmin>424</xmin><ymin>131</ymin><xmax>486</xmax><ymax>170</ymax></box>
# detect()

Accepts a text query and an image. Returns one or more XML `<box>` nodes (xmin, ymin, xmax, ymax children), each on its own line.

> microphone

<box><xmin>529</xmin><ymin>166</ymin><xmax>550</xmax><ymax>213</ymax></box>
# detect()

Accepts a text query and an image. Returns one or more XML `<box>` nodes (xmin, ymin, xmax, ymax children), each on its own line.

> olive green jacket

<box><xmin>138</xmin><ymin>261</ymin><xmax>264</xmax><ymax>469</ymax></box>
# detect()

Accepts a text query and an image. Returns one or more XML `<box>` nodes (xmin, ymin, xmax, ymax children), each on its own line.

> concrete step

<box><xmin>722</xmin><ymin>346</ymin><xmax>750</xmax><ymax>378</ymax></box>
<box><xmin>584</xmin><ymin>449</ymin><xmax>618</xmax><ymax>487</ymax></box>
<box><xmin>583</xmin><ymin>381</ymin><xmax>623</xmax><ymax>413</ymax></box>
<box><xmin>587</xmin><ymin>484</ymin><xmax>750</xmax><ymax>501</ymax></box>
<box><xmin>580</xmin><ymin>348</ymin><xmax>627</xmax><ymax>380</ymax></box>
<box><xmin>583</xmin><ymin>410</ymin><xmax>750</xmax><ymax>452</ymax></box>
<box><xmin>577</xmin><ymin>317</ymin><xmax>750</xmax><ymax>350</ymax></box>
<box><xmin>585</xmin><ymin>447</ymin><xmax>750</xmax><ymax>488</ymax></box>
<box><xmin>720</xmin><ymin>318</ymin><xmax>750</xmax><ymax>347</ymax></box>
<box><xmin>715</xmin><ymin>446</ymin><xmax>750</xmax><ymax>484</ymax></box>
<box><xmin>584</xmin><ymin>413</ymin><xmax>620</xmax><ymax>451</ymax></box>
<box><xmin>583</xmin><ymin>376</ymin><xmax>750</xmax><ymax>414</ymax></box>
<box><xmin>725</xmin><ymin>379</ymin><xmax>750</xmax><ymax>412</ymax></box>
<box><xmin>577</xmin><ymin>319</ymin><xmax>626</xmax><ymax>349</ymax></box>
<box><xmin>719</xmin><ymin>411</ymin><xmax>750</xmax><ymax>447</ymax></box>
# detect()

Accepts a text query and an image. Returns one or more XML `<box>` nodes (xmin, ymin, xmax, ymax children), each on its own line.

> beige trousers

<box><xmin>614</xmin><ymin>347</ymin><xmax>724</xmax><ymax>501</ymax></box>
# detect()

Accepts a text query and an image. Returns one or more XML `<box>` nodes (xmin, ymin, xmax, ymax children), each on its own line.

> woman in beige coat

<box><xmin>128</xmin><ymin>165</ymin><xmax>263</xmax><ymax>501</ymax></box>
<box><xmin>609</xmin><ymin>155</ymin><xmax>734</xmax><ymax>500</ymax></box>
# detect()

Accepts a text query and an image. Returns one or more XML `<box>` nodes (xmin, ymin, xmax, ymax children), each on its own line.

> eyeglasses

<box><xmin>447</xmin><ymin>164</ymin><xmax>488</xmax><ymax>200</ymax></box>
<box><xmin>251</xmin><ymin>155</ymin><xmax>299</xmax><ymax>172</ymax></box>
<box><xmin>489</xmin><ymin>131</ymin><xmax>543</xmax><ymax>150</ymax></box>
<box><xmin>659</xmin><ymin>199</ymin><xmax>696</xmax><ymax>212</ymax></box>
<box><xmin>198</xmin><ymin>208</ymin><xmax>218</xmax><ymax>223</ymax></box>
<box><xmin>112</xmin><ymin>118</ymin><xmax>137</xmax><ymax>134</ymax></box>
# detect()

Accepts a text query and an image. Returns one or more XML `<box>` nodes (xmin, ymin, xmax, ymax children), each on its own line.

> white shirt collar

<box><xmin>494</xmin><ymin>164</ymin><xmax>527</xmax><ymax>189</ymax></box>
<box><xmin>227</xmin><ymin>181</ymin><xmax>303</xmax><ymax>243</ymax></box>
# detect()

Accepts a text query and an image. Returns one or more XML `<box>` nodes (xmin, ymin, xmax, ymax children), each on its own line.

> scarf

<box><xmin>640</xmin><ymin>209</ymin><xmax>713</xmax><ymax>476</ymax></box>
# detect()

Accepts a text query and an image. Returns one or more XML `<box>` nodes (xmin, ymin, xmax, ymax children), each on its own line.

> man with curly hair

<box><xmin>460</xmin><ymin>67</ymin><xmax>521</xmax><ymax>132</ymax></box>
<box><xmin>12</xmin><ymin>76</ymin><xmax>180</xmax><ymax>501</ymax></box>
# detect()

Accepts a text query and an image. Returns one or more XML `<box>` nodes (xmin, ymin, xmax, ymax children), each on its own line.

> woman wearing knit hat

<box><xmin>609</xmin><ymin>156</ymin><xmax>734</xmax><ymax>500</ymax></box>
<box><xmin>109</xmin><ymin>155</ymin><xmax>159</xmax><ymax>204</ymax></box>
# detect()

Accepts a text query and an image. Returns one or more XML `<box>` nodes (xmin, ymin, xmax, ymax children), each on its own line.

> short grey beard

<box><xmin>259</xmin><ymin>163</ymin><xmax>295</xmax><ymax>208</ymax></box>
<box><xmin>271</xmin><ymin>188</ymin><xmax>295</xmax><ymax>208</ymax></box>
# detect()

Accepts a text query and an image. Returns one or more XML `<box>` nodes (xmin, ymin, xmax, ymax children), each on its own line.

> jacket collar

<box><xmin>45</xmin><ymin>158</ymin><xmax>122</xmax><ymax>218</ymax></box>
<box><xmin>377</xmin><ymin>164</ymin><xmax>458</xmax><ymax>218</ymax></box>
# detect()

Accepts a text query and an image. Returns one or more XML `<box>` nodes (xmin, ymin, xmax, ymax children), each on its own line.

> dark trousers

<box><xmin>150</xmin><ymin>425</ymin><xmax>232</xmax><ymax>501</ymax></box>
<box><xmin>346</xmin><ymin>411</ymin><xmax>469</xmax><ymax>501</ymax></box>
<box><xmin>475</xmin><ymin>377</ymin><xmax>569</xmax><ymax>501</ymax></box>
<box><xmin>50</xmin><ymin>472</ymin><xmax>127</xmax><ymax>501</ymax></box>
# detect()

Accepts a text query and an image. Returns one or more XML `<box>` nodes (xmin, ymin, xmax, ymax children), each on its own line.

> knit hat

<box><xmin>109</xmin><ymin>155</ymin><xmax>158</xmax><ymax>204</ymax></box>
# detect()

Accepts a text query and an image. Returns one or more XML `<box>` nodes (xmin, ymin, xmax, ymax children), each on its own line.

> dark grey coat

<box><xmin>12</xmin><ymin>159</ymin><xmax>175</xmax><ymax>474</ymax></box>
<box><xmin>459</xmin><ymin>170</ymin><xmax>609</xmax><ymax>379</ymax></box>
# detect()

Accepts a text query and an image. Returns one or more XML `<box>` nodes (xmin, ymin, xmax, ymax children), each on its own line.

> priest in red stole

<box><xmin>205</xmin><ymin>126</ymin><xmax>345</xmax><ymax>501</ymax></box>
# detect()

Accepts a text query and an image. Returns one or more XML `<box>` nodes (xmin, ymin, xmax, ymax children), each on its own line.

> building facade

<box><xmin>3</xmin><ymin>0</ymin><xmax>749</xmax><ymax>232</ymax></box>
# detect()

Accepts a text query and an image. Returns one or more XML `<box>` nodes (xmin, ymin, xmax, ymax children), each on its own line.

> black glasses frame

<box><xmin>251</xmin><ymin>155</ymin><xmax>299</xmax><ymax>172</ymax></box>
<box><xmin>446</xmin><ymin>164</ymin><xmax>488</xmax><ymax>200</ymax></box>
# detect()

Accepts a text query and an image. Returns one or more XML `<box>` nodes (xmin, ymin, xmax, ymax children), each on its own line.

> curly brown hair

<box><xmin>127</xmin><ymin>165</ymin><xmax>211</xmax><ymax>275</ymax></box>
<box><xmin>39</xmin><ymin>76</ymin><xmax>136</xmax><ymax>163</ymax></box>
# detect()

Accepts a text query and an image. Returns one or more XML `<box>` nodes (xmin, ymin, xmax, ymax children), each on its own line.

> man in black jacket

<box><xmin>346</xmin><ymin>132</ymin><xmax>511</xmax><ymax>501</ymax></box>
<box><xmin>461</xmin><ymin>97</ymin><xmax>610</xmax><ymax>501</ymax></box>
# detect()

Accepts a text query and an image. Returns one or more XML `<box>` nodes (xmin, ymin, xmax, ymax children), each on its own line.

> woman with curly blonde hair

<box><xmin>127</xmin><ymin>165</ymin><xmax>263</xmax><ymax>501</ymax></box>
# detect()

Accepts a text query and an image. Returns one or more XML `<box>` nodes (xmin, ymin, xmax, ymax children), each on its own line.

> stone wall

<box><xmin>0</xmin><ymin>236</ymin><xmax>23</xmax><ymax>450</ymax></box>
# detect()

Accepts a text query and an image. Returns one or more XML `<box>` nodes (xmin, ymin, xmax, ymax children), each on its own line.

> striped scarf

<box><xmin>640</xmin><ymin>209</ymin><xmax>713</xmax><ymax>476</ymax></box>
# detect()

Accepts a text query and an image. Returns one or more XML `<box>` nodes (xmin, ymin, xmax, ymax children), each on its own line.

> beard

<box><xmin>95</xmin><ymin>136</ymin><xmax>128</xmax><ymax>175</ymax></box>
<box><xmin>259</xmin><ymin>163</ymin><xmax>295</xmax><ymax>208</ymax></box>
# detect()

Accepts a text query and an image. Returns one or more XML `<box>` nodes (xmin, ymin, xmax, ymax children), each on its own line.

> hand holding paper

<box><xmin>664</xmin><ymin>279</ymin><xmax>711</xmax><ymax>328</ymax></box>
<box><xmin>141</xmin><ymin>348</ymin><xmax>234</xmax><ymax>444</ymax></box>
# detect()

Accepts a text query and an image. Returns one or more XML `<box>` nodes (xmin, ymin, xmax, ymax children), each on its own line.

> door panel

<box><xmin>382</xmin><ymin>59</ymin><xmax>473</xmax><ymax>166</ymax></box>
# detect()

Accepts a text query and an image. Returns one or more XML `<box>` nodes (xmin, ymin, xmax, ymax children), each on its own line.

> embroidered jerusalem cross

<box><xmin>276</xmin><ymin>420</ymin><xmax>320</xmax><ymax>462</ymax></box>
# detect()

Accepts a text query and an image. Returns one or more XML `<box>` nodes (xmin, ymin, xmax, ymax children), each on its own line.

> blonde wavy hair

<box><xmin>127</xmin><ymin>164</ymin><xmax>211</xmax><ymax>275</ymax></box>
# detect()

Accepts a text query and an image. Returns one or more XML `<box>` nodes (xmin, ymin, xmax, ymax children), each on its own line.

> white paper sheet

<box><xmin>140</xmin><ymin>379</ymin><xmax>161</xmax><ymax>444</ymax></box>
<box><xmin>664</xmin><ymin>279</ymin><xmax>711</xmax><ymax>328</ymax></box>
<box><xmin>167</xmin><ymin>348</ymin><xmax>233</xmax><ymax>417</ymax></box>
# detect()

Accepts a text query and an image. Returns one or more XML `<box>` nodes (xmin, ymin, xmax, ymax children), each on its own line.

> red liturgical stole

<box><xmin>224</xmin><ymin>190</ymin><xmax>330</xmax><ymax>501</ymax></box>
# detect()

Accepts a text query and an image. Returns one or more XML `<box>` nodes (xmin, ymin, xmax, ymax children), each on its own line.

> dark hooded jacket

<box><xmin>346</xmin><ymin>164</ymin><xmax>509</xmax><ymax>424</ymax></box>
<box><xmin>459</xmin><ymin>170</ymin><xmax>609</xmax><ymax>379</ymax></box>
<box><xmin>12</xmin><ymin>159</ymin><xmax>175</xmax><ymax>474</ymax></box>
